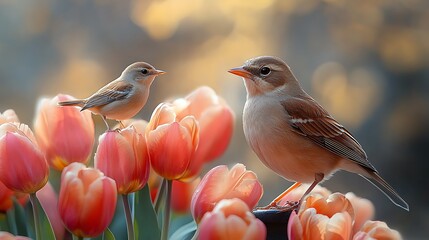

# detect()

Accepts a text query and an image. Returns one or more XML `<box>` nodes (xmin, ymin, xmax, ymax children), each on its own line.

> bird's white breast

<box><xmin>243</xmin><ymin>94</ymin><xmax>338</xmax><ymax>183</ymax></box>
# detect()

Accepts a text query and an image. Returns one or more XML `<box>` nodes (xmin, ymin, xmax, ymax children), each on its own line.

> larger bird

<box><xmin>59</xmin><ymin>62</ymin><xmax>165</xmax><ymax>130</ymax></box>
<box><xmin>229</xmin><ymin>56</ymin><xmax>409</xmax><ymax>211</ymax></box>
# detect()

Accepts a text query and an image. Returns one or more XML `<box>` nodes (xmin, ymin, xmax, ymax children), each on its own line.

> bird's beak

<box><xmin>155</xmin><ymin>70</ymin><xmax>166</xmax><ymax>75</ymax></box>
<box><xmin>228</xmin><ymin>67</ymin><xmax>252</xmax><ymax>79</ymax></box>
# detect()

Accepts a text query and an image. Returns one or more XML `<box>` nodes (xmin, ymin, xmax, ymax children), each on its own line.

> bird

<box><xmin>228</xmin><ymin>56</ymin><xmax>409</xmax><ymax>211</ymax></box>
<box><xmin>58</xmin><ymin>62</ymin><xmax>165</xmax><ymax>130</ymax></box>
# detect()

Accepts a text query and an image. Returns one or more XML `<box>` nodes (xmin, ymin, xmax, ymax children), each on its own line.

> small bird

<box><xmin>228</xmin><ymin>56</ymin><xmax>409</xmax><ymax>211</ymax></box>
<box><xmin>59</xmin><ymin>62</ymin><xmax>165</xmax><ymax>130</ymax></box>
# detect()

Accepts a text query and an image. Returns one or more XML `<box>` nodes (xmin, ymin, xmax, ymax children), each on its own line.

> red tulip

<box><xmin>34</xmin><ymin>94</ymin><xmax>94</xmax><ymax>170</ymax></box>
<box><xmin>0</xmin><ymin>123</ymin><xmax>49</xmax><ymax>193</ymax></box>
<box><xmin>59</xmin><ymin>162</ymin><xmax>117</xmax><ymax>237</ymax></box>
<box><xmin>95</xmin><ymin>125</ymin><xmax>150</xmax><ymax>194</ymax></box>
<box><xmin>191</xmin><ymin>164</ymin><xmax>263</xmax><ymax>223</ymax></box>
<box><xmin>146</xmin><ymin>103</ymin><xmax>199</xmax><ymax>180</ymax></box>
<box><xmin>198</xmin><ymin>198</ymin><xmax>266</xmax><ymax>240</ymax></box>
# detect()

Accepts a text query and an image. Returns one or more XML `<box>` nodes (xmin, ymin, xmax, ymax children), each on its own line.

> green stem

<box><xmin>161</xmin><ymin>180</ymin><xmax>173</xmax><ymax>240</ymax></box>
<box><xmin>72</xmin><ymin>236</ymin><xmax>83</xmax><ymax>240</ymax></box>
<box><xmin>122</xmin><ymin>194</ymin><xmax>135</xmax><ymax>240</ymax></box>
<box><xmin>29</xmin><ymin>193</ymin><xmax>41</xmax><ymax>240</ymax></box>
<box><xmin>154</xmin><ymin>178</ymin><xmax>166</xmax><ymax>213</ymax></box>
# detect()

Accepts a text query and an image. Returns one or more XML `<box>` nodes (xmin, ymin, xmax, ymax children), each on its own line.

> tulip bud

<box><xmin>0</xmin><ymin>123</ymin><xmax>49</xmax><ymax>193</ymax></box>
<box><xmin>146</xmin><ymin>103</ymin><xmax>199</xmax><ymax>180</ymax></box>
<box><xmin>191</xmin><ymin>164</ymin><xmax>263</xmax><ymax>223</ymax></box>
<box><xmin>58</xmin><ymin>163</ymin><xmax>117</xmax><ymax>238</ymax></box>
<box><xmin>95</xmin><ymin>126</ymin><xmax>150</xmax><ymax>194</ymax></box>
<box><xmin>198</xmin><ymin>198</ymin><xmax>266</xmax><ymax>240</ymax></box>
<box><xmin>34</xmin><ymin>94</ymin><xmax>94</xmax><ymax>170</ymax></box>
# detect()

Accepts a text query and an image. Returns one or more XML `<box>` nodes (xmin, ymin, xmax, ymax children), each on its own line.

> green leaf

<box><xmin>169</xmin><ymin>221</ymin><xmax>197</xmax><ymax>240</ymax></box>
<box><xmin>0</xmin><ymin>213</ymin><xmax>9</xmax><ymax>231</ymax></box>
<box><xmin>103</xmin><ymin>228</ymin><xmax>116</xmax><ymax>240</ymax></box>
<box><xmin>12</xmin><ymin>199</ymin><xmax>29</xmax><ymax>236</ymax></box>
<box><xmin>134</xmin><ymin>185</ymin><xmax>161</xmax><ymax>240</ymax></box>
<box><xmin>32</xmin><ymin>195</ymin><xmax>56</xmax><ymax>240</ymax></box>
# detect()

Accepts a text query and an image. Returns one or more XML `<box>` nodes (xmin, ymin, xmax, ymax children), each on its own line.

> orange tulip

<box><xmin>169</xmin><ymin>87</ymin><xmax>235</xmax><ymax>180</ymax></box>
<box><xmin>34</xmin><ymin>94</ymin><xmax>94</xmax><ymax>170</ymax></box>
<box><xmin>0</xmin><ymin>232</ymin><xmax>31</xmax><ymax>240</ymax></box>
<box><xmin>146</xmin><ymin>103</ymin><xmax>199</xmax><ymax>180</ymax></box>
<box><xmin>345</xmin><ymin>192</ymin><xmax>375</xmax><ymax>233</ymax></box>
<box><xmin>353</xmin><ymin>221</ymin><xmax>402</xmax><ymax>240</ymax></box>
<box><xmin>0</xmin><ymin>181</ymin><xmax>28</xmax><ymax>212</ymax></box>
<box><xmin>0</xmin><ymin>109</ymin><xmax>19</xmax><ymax>124</ymax></box>
<box><xmin>191</xmin><ymin>164</ymin><xmax>263</xmax><ymax>223</ymax></box>
<box><xmin>0</xmin><ymin>123</ymin><xmax>49</xmax><ymax>193</ymax></box>
<box><xmin>198</xmin><ymin>198</ymin><xmax>266</xmax><ymax>240</ymax></box>
<box><xmin>59</xmin><ymin>162</ymin><xmax>117</xmax><ymax>238</ymax></box>
<box><xmin>171</xmin><ymin>178</ymin><xmax>200</xmax><ymax>213</ymax></box>
<box><xmin>288</xmin><ymin>193</ymin><xmax>356</xmax><ymax>240</ymax></box>
<box><xmin>95</xmin><ymin>125</ymin><xmax>150</xmax><ymax>194</ymax></box>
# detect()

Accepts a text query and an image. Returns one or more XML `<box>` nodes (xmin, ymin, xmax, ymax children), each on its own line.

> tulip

<box><xmin>59</xmin><ymin>162</ymin><xmax>117</xmax><ymax>238</ymax></box>
<box><xmin>191</xmin><ymin>164</ymin><xmax>263</xmax><ymax>223</ymax></box>
<box><xmin>198</xmin><ymin>198</ymin><xmax>266</xmax><ymax>240</ymax></box>
<box><xmin>146</xmin><ymin>103</ymin><xmax>199</xmax><ymax>180</ymax></box>
<box><xmin>170</xmin><ymin>87</ymin><xmax>234</xmax><ymax>180</ymax></box>
<box><xmin>171</xmin><ymin>178</ymin><xmax>200</xmax><ymax>213</ymax></box>
<box><xmin>288</xmin><ymin>193</ymin><xmax>355</xmax><ymax>240</ymax></box>
<box><xmin>95</xmin><ymin>125</ymin><xmax>150</xmax><ymax>194</ymax></box>
<box><xmin>0</xmin><ymin>181</ymin><xmax>28</xmax><ymax>212</ymax></box>
<box><xmin>0</xmin><ymin>123</ymin><xmax>49</xmax><ymax>193</ymax></box>
<box><xmin>277</xmin><ymin>183</ymin><xmax>332</xmax><ymax>206</ymax></box>
<box><xmin>37</xmin><ymin>182</ymin><xmax>65</xmax><ymax>240</ymax></box>
<box><xmin>0</xmin><ymin>232</ymin><xmax>31</xmax><ymax>240</ymax></box>
<box><xmin>0</xmin><ymin>109</ymin><xmax>19</xmax><ymax>124</ymax></box>
<box><xmin>34</xmin><ymin>94</ymin><xmax>94</xmax><ymax>170</ymax></box>
<box><xmin>353</xmin><ymin>221</ymin><xmax>402</xmax><ymax>240</ymax></box>
<box><xmin>345</xmin><ymin>192</ymin><xmax>375</xmax><ymax>233</ymax></box>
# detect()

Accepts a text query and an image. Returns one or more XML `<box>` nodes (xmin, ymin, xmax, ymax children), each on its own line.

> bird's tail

<box><xmin>360</xmin><ymin>171</ymin><xmax>409</xmax><ymax>211</ymax></box>
<box><xmin>58</xmin><ymin>100</ymin><xmax>85</xmax><ymax>107</ymax></box>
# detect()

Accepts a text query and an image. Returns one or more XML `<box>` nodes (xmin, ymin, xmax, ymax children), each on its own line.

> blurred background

<box><xmin>0</xmin><ymin>0</ymin><xmax>428</xmax><ymax>238</ymax></box>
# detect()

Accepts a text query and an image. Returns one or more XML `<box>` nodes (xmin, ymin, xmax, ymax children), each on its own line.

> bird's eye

<box><xmin>260</xmin><ymin>67</ymin><xmax>271</xmax><ymax>76</ymax></box>
<box><xmin>141</xmin><ymin>68</ymin><xmax>149</xmax><ymax>74</ymax></box>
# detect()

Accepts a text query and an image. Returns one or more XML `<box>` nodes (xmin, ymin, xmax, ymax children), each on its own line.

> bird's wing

<box><xmin>281</xmin><ymin>97</ymin><xmax>376</xmax><ymax>171</ymax></box>
<box><xmin>82</xmin><ymin>80</ymin><xmax>134</xmax><ymax>110</ymax></box>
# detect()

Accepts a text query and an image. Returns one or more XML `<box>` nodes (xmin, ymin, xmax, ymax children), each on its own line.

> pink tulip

<box><xmin>171</xmin><ymin>178</ymin><xmax>200</xmax><ymax>213</ymax></box>
<box><xmin>170</xmin><ymin>87</ymin><xmax>235</xmax><ymax>180</ymax></box>
<box><xmin>37</xmin><ymin>182</ymin><xmax>65</xmax><ymax>240</ymax></box>
<box><xmin>353</xmin><ymin>221</ymin><xmax>402</xmax><ymax>240</ymax></box>
<box><xmin>198</xmin><ymin>198</ymin><xmax>266</xmax><ymax>240</ymax></box>
<box><xmin>95</xmin><ymin>125</ymin><xmax>150</xmax><ymax>194</ymax></box>
<box><xmin>34</xmin><ymin>94</ymin><xmax>94</xmax><ymax>170</ymax></box>
<box><xmin>146</xmin><ymin>103</ymin><xmax>199</xmax><ymax>180</ymax></box>
<box><xmin>0</xmin><ymin>232</ymin><xmax>31</xmax><ymax>240</ymax></box>
<box><xmin>0</xmin><ymin>123</ymin><xmax>49</xmax><ymax>193</ymax></box>
<box><xmin>59</xmin><ymin>162</ymin><xmax>117</xmax><ymax>237</ymax></box>
<box><xmin>0</xmin><ymin>109</ymin><xmax>19</xmax><ymax>124</ymax></box>
<box><xmin>191</xmin><ymin>164</ymin><xmax>263</xmax><ymax>223</ymax></box>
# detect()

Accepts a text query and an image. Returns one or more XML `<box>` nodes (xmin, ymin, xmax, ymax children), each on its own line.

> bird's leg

<box><xmin>101</xmin><ymin>115</ymin><xmax>111</xmax><ymax>131</ymax></box>
<box><xmin>256</xmin><ymin>182</ymin><xmax>302</xmax><ymax>211</ymax></box>
<box><xmin>295</xmin><ymin>173</ymin><xmax>324</xmax><ymax>212</ymax></box>
<box><xmin>119</xmin><ymin>121</ymin><xmax>126</xmax><ymax>129</ymax></box>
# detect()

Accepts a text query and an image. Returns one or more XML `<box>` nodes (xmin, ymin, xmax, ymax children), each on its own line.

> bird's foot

<box><xmin>107</xmin><ymin>128</ymin><xmax>121</xmax><ymax>133</ymax></box>
<box><xmin>255</xmin><ymin>200</ymin><xmax>299</xmax><ymax>212</ymax></box>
